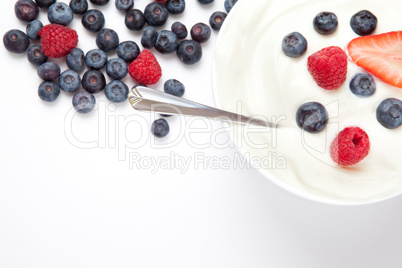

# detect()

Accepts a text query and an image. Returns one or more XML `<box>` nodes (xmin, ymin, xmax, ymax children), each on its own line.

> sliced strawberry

<box><xmin>347</xmin><ymin>31</ymin><xmax>402</xmax><ymax>88</ymax></box>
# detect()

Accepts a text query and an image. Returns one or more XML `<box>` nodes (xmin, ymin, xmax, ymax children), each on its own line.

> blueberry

<box><xmin>66</xmin><ymin>48</ymin><xmax>85</xmax><ymax>72</ymax></box>
<box><xmin>209</xmin><ymin>11</ymin><xmax>227</xmax><ymax>31</ymax></box>
<box><xmin>82</xmin><ymin>9</ymin><xmax>105</xmax><ymax>32</ymax></box>
<box><xmin>166</xmin><ymin>0</ymin><xmax>185</xmax><ymax>15</ymax></box>
<box><xmin>151</xmin><ymin>118</ymin><xmax>170</xmax><ymax>138</ymax></box>
<box><xmin>164</xmin><ymin>79</ymin><xmax>185</xmax><ymax>97</ymax></box>
<box><xmin>171</xmin><ymin>22</ymin><xmax>187</xmax><ymax>39</ymax></box>
<box><xmin>26</xmin><ymin>20</ymin><xmax>43</xmax><ymax>40</ymax></box>
<box><xmin>224</xmin><ymin>0</ymin><xmax>237</xmax><ymax>13</ymax></box>
<box><xmin>38</xmin><ymin>81</ymin><xmax>60</xmax><ymax>102</ymax></box>
<box><xmin>73</xmin><ymin>91</ymin><xmax>96</xmax><ymax>114</ymax></box>
<box><xmin>313</xmin><ymin>11</ymin><xmax>338</xmax><ymax>35</ymax></box>
<box><xmin>82</xmin><ymin>70</ymin><xmax>106</xmax><ymax>94</ymax></box>
<box><xmin>85</xmin><ymin>49</ymin><xmax>108</xmax><ymax>70</ymax></box>
<box><xmin>15</xmin><ymin>0</ymin><xmax>39</xmax><ymax>22</ymax></box>
<box><xmin>282</xmin><ymin>32</ymin><xmax>308</xmax><ymax>58</ymax></box>
<box><xmin>34</xmin><ymin>0</ymin><xmax>56</xmax><ymax>9</ymax></box>
<box><xmin>104</xmin><ymin>80</ymin><xmax>129</xmax><ymax>103</ymax></box>
<box><xmin>37</xmin><ymin>62</ymin><xmax>60</xmax><ymax>81</ymax></box>
<box><xmin>376</xmin><ymin>98</ymin><xmax>402</xmax><ymax>129</ymax></box>
<box><xmin>106</xmin><ymin>58</ymin><xmax>128</xmax><ymax>80</ymax></box>
<box><xmin>27</xmin><ymin>44</ymin><xmax>48</xmax><ymax>66</ymax></box>
<box><xmin>90</xmin><ymin>0</ymin><xmax>110</xmax><ymax>6</ymax></box>
<box><xmin>59</xmin><ymin>69</ymin><xmax>81</xmax><ymax>93</ymax></box>
<box><xmin>69</xmin><ymin>0</ymin><xmax>88</xmax><ymax>15</ymax></box>
<box><xmin>3</xmin><ymin>30</ymin><xmax>30</xmax><ymax>54</ymax></box>
<box><xmin>176</xmin><ymin>40</ymin><xmax>202</xmax><ymax>65</ymax></box>
<box><xmin>117</xmin><ymin>41</ymin><xmax>140</xmax><ymax>62</ymax></box>
<box><xmin>198</xmin><ymin>0</ymin><xmax>214</xmax><ymax>4</ymax></box>
<box><xmin>125</xmin><ymin>9</ymin><xmax>146</xmax><ymax>31</ymax></box>
<box><xmin>96</xmin><ymin>28</ymin><xmax>119</xmax><ymax>52</ymax></box>
<box><xmin>296</xmin><ymin>102</ymin><xmax>328</xmax><ymax>133</ymax></box>
<box><xmin>349</xmin><ymin>73</ymin><xmax>376</xmax><ymax>97</ymax></box>
<box><xmin>115</xmin><ymin>0</ymin><xmax>133</xmax><ymax>13</ymax></box>
<box><xmin>190</xmin><ymin>23</ymin><xmax>211</xmax><ymax>43</ymax></box>
<box><xmin>155</xmin><ymin>30</ymin><xmax>179</xmax><ymax>54</ymax></box>
<box><xmin>350</xmin><ymin>10</ymin><xmax>377</xmax><ymax>36</ymax></box>
<box><xmin>48</xmin><ymin>3</ymin><xmax>74</xmax><ymax>26</ymax></box>
<box><xmin>144</xmin><ymin>2</ymin><xmax>169</xmax><ymax>27</ymax></box>
<box><xmin>141</xmin><ymin>26</ymin><xmax>158</xmax><ymax>49</ymax></box>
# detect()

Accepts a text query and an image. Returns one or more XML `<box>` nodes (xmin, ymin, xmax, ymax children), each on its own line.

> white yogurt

<box><xmin>213</xmin><ymin>0</ymin><xmax>402</xmax><ymax>203</ymax></box>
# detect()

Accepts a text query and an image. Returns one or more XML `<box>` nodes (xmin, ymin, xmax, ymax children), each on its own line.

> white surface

<box><xmin>1</xmin><ymin>1</ymin><xmax>402</xmax><ymax>267</ymax></box>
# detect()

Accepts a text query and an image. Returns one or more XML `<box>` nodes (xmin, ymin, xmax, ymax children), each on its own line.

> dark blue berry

<box><xmin>155</xmin><ymin>30</ymin><xmax>178</xmax><ymax>54</ymax></box>
<box><xmin>350</xmin><ymin>10</ymin><xmax>377</xmax><ymax>36</ymax></box>
<box><xmin>38</xmin><ymin>81</ymin><xmax>60</xmax><ymax>102</ymax></box>
<box><xmin>171</xmin><ymin>22</ymin><xmax>187</xmax><ymax>39</ymax></box>
<box><xmin>59</xmin><ymin>69</ymin><xmax>81</xmax><ymax>93</ymax></box>
<box><xmin>82</xmin><ymin>9</ymin><xmax>105</xmax><ymax>32</ymax></box>
<box><xmin>85</xmin><ymin>49</ymin><xmax>108</xmax><ymax>70</ymax></box>
<box><xmin>282</xmin><ymin>32</ymin><xmax>308</xmax><ymax>58</ymax></box>
<box><xmin>106</xmin><ymin>58</ymin><xmax>128</xmax><ymax>80</ymax></box>
<box><xmin>96</xmin><ymin>28</ymin><xmax>119</xmax><ymax>52</ymax></box>
<box><xmin>224</xmin><ymin>0</ymin><xmax>237</xmax><ymax>13</ymax></box>
<box><xmin>209</xmin><ymin>11</ymin><xmax>227</xmax><ymax>31</ymax></box>
<box><xmin>90</xmin><ymin>0</ymin><xmax>110</xmax><ymax>6</ymax></box>
<box><xmin>34</xmin><ymin>0</ymin><xmax>56</xmax><ymax>9</ymax></box>
<box><xmin>144</xmin><ymin>2</ymin><xmax>169</xmax><ymax>27</ymax></box>
<box><xmin>349</xmin><ymin>73</ymin><xmax>376</xmax><ymax>97</ymax></box>
<box><xmin>190</xmin><ymin>23</ymin><xmax>211</xmax><ymax>43</ymax></box>
<box><xmin>117</xmin><ymin>41</ymin><xmax>140</xmax><ymax>62</ymax></box>
<box><xmin>198</xmin><ymin>0</ymin><xmax>214</xmax><ymax>4</ymax></box>
<box><xmin>164</xmin><ymin>79</ymin><xmax>184</xmax><ymax>97</ymax></box>
<box><xmin>3</xmin><ymin>30</ymin><xmax>30</xmax><ymax>54</ymax></box>
<box><xmin>66</xmin><ymin>48</ymin><xmax>85</xmax><ymax>72</ymax></box>
<box><xmin>166</xmin><ymin>0</ymin><xmax>185</xmax><ymax>14</ymax></box>
<box><xmin>104</xmin><ymin>80</ymin><xmax>129</xmax><ymax>103</ymax></box>
<box><xmin>176</xmin><ymin>40</ymin><xmax>202</xmax><ymax>65</ymax></box>
<box><xmin>15</xmin><ymin>0</ymin><xmax>39</xmax><ymax>22</ymax></box>
<box><xmin>69</xmin><ymin>0</ymin><xmax>88</xmax><ymax>15</ymax></box>
<box><xmin>141</xmin><ymin>26</ymin><xmax>158</xmax><ymax>49</ymax></box>
<box><xmin>26</xmin><ymin>20</ymin><xmax>43</xmax><ymax>40</ymax></box>
<box><xmin>48</xmin><ymin>3</ymin><xmax>74</xmax><ymax>26</ymax></box>
<box><xmin>296</xmin><ymin>102</ymin><xmax>328</xmax><ymax>133</ymax></box>
<box><xmin>125</xmin><ymin>9</ymin><xmax>146</xmax><ymax>31</ymax></box>
<box><xmin>151</xmin><ymin>118</ymin><xmax>170</xmax><ymax>138</ymax></box>
<box><xmin>313</xmin><ymin>12</ymin><xmax>338</xmax><ymax>35</ymax></box>
<box><xmin>376</xmin><ymin>98</ymin><xmax>402</xmax><ymax>129</ymax></box>
<box><xmin>82</xmin><ymin>70</ymin><xmax>106</xmax><ymax>94</ymax></box>
<box><xmin>27</xmin><ymin>44</ymin><xmax>48</xmax><ymax>66</ymax></box>
<box><xmin>73</xmin><ymin>91</ymin><xmax>96</xmax><ymax>114</ymax></box>
<box><xmin>115</xmin><ymin>0</ymin><xmax>133</xmax><ymax>13</ymax></box>
<box><xmin>37</xmin><ymin>62</ymin><xmax>60</xmax><ymax>81</ymax></box>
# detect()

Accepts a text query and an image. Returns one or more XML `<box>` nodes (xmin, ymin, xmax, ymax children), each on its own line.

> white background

<box><xmin>1</xmin><ymin>0</ymin><xmax>402</xmax><ymax>267</ymax></box>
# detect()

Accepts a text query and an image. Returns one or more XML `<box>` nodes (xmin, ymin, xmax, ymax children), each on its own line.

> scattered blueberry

<box><xmin>376</xmin><ymin>98</ymin><xmax>402</xmax><ymax>129</ymax></box>
<box><xmin>38</xmin><ymin>81</ymin><xmax>60</xmax><ymax>102</ymax></box>
<box><xmin>166</xmin><ymin>0</ymin><xmax>186</xmax><ymax>15</ymax></box>
<box><xmin>106</xmin><ymin>58</ymin><xmax>128</xmax><ymax>80</ymax></box>
<box><xmin>15</xmin><ymin>0</ymin><xmax>39</xmax><ymax>22</ymax></box>
<box><xmin>73</xmin><ymin>91</ymin><xmax>96</xmax><ymax>114</ymax></box>
<box><xmin>37</xmin><ymin>62</ymin><xmax>60</xmax><ymax>81</ymax></box>
<box><xmin>59</xmin><ymin>69</ymin><xmax>81</xmax><ymax>93</ymax></box>
<box><xmin>117</xmin><ymin>41</ymin><xmax>140</xmax><ymax>62</ymax></box>
<box><xmin>85</xmin><ymin>49</ymin><xmax>108</xmax><ymax>70</ymax></box>
<box><xmin>144</xmin><ymin>2</ymin><xmax>169</xmax><ymax>27</ymax></box>
<box><xmin>155</xmin><ymin>30</ymin><xmax>179</xmax><ymax>54</ymax></box>
<box><xmin>96</xmin><ymin>28</ymin><xmax>120</xmax><ymax>52</ymax></box>
<box><xmin>296</xmin><ymin>102</ymin><xmax>328</xmax><ymax>133</ymax></box>
<box><xmin>224</xmin><ymin>0</ymin><xmax>237</xmax><ymax>13</ymax></box>
<box><xmin>82</xmin><ymin>9</ymin><xmax>105</xmax><ymax>32</ymax></box>
<box><xmin>104</xmin><ymin>80</ymin><xmax>129</xmax><ymax>103</ymax></box>
<box><xmin>48</xmin><ymin>2</ymin><xmax>74</xmax><ymax>26</ymax></box>
<box><xmin>313</xmin><ymin>11</ymin><xmax>338</xmax><ymax>35</ymax></box>
<box><xmin>115</xmin><ymin>0</ymin><xmax>133</xmax><ymax>13</ymax></box>
<box><xmin>3</xmin><ymin>29</ymin><xmax>30</xmax><ymax>54</ymax></box>
<box><xmin>198</xmin><ymin>0</ymin><xmax>214</xmax><ymax>4</ymax></box>
<box><xmin>27</xmin><ymin>44</ymin><xmax>48</xmax><ymax>66</ymax></box>
<box><xmin>82</xmin><ymin>70</ymin><xmax>106</xmax><ymax>94</ymax></box>
<box><xmin>190</xmin><ymin>23</ymin><xmax>211</xmax><ymax>43</ymax></box>
<box><xmin>125</xmin><ymin>9</ymin><xmax>146</xmax><ymax>31</ymax></box>
<box><xmin>349</xmin><ymin>73</ymin><xmax>376</xmax><ymax>97</ymax></box>
<box><xmin>90</xmin><ymin>0</ymin><xmax>110</xmax><ymax>6</ymax></box>
<box><xmin>69</xmin><ymin>0</ymin><xmax>88</xmax><ymax>15</ymax></box>
<box><xmin>209</xmin><ymin>11</ymin><xmax>227</xmax><ymax>31</ymax></box>
<box><xmin>141</xmin><ymin>26</ymin><xmax>158</xmax><ymax>49</ymax></box>
<box><xmin>151</xmin><ymin>118</ymin><xmax>170</xmax><ymax>138</ymax></box>
<box><xmin>171</xmin><ymin>21</ymin><xmax>187</xmax><ymax>39</ymax></box>
<box><xmin>282</xmin><ymin>32</ymin><xmax>308</xmax><ymax>58</ymax></box>
<box><xmin>350</xmin><ymin>10</ymin><xmax>377</xmax><ymax>36</ymax></box>
<box><xmin>66</xmin><ymin>48</ymin><xmax>85</xmax><ymax>72</ymax></box>
<box><xmin>164</xmin><ymin>79</ymin><xmax>185</xmax><ymax>97</ymax></box>
<box><xmin>34</xmin><ymin>0</ymin><xmax>56</xmax><ymax>9</ymax></box>
<box><xmin>26</xmin><ymin>20</ymin><xmax>43</xmax><ymax>40</ymax></box>
<box><xmin>176</xmin><ymin>40</ymin><xmax>202</xmax><ymax>65</ymax></box>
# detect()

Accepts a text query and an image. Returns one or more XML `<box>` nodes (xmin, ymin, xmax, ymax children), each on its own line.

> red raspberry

<box><xmin>128</xmin><ymin>49</ymin><xmax>162</xmax><ymax>85</ymax></box>
<box><xmin>330</xmin><ymin>126</ymin><xmax>370</xmax><ymax>166</ymax></box>
<box><xmin>39</xmin><ymin>24</ymin><xmax>78</xmax><ymax>58</ymax></box>
<box><xmin>307</xmin><ymin>46</ymin><xmax>347</xmax><ymax>90</ymax></box>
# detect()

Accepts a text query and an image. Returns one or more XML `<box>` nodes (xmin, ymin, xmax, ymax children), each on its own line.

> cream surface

<box><xmin>213</xmin><ymin>0</ymin><xmax>402</xmax><ymax>203</ymax></box>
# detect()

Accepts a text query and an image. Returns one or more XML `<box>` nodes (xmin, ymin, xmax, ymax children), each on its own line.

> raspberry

<box><xmin>128</xmin><ymin>49</ymin><xmax>162</xmax><ymax>85</ymax></box>
<box><xmin>39</xmin><ymin>24</ymin><xmax>78</xmax><ymax>58</ymax></box>
<box><xmin>307</xmin><ymin>46</ymin><xmax>347</xmax><ymax>90</ymax></box>
<box><xmin>330</xmin><ymin>126</ymin><xmax>370</xmax><ymax>166</ymax></box>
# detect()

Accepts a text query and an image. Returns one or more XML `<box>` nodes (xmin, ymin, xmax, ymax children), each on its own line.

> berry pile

<box><xmin>3</xmin><ymin>0</ymin><xmax>237</xmax><ymax>138</ymax></box>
